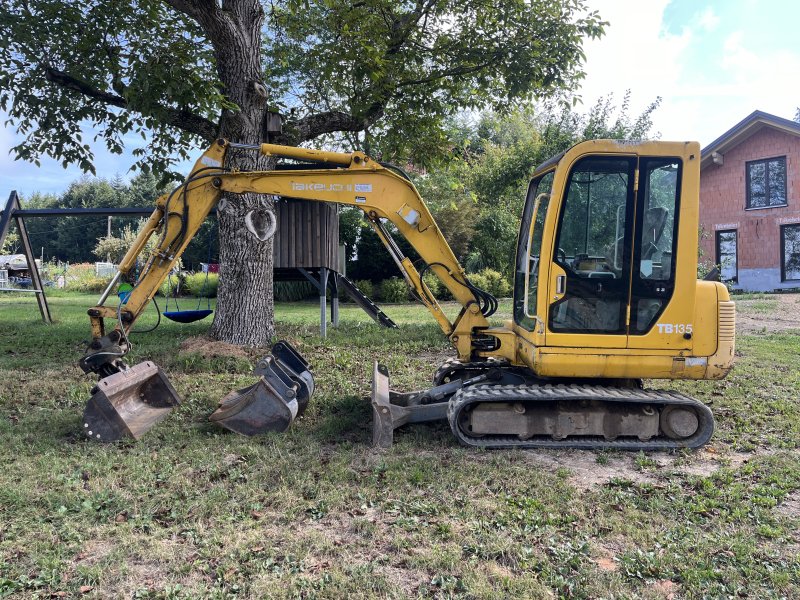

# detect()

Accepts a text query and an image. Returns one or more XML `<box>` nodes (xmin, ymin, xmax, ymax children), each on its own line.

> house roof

<box><xmin>701</xmin><ymin>110</ymin><xmax>800</xmax><ymax>169</ymax></box>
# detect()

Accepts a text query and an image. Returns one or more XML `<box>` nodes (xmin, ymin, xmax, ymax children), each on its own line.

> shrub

<box><xmin>158</xmin><ymin>271</ymin><xmax>186</xmax><ymax>298</ymax></box>
<box><xmin>352</xmin><ymin>279</ymin><xmax>374</xmax><ymax>299</ymax></box>
<box><xmin>274</xmin><ymin>280</ymin><xmax>316</xmax><ymax>302</ymax></box>
<box><xmin>469</xmin><ymin>268</ymin><xmax>511</xmax><ymax>298</ymax></box>
<box><xmin>65</xmin><ymin>263</ymin><xmax>113</xmax><ymax>293</ymax></box>
<box><xmin>74</xmin><ymin>276</ymin><xmax>113</xmax><ymax>293</ymax></box>
<box><xmin>183</xmin><ymin>272</ymin><xmax>219</xmax><ymax>298</ymax></box>
<box><xmin>380</xmin><ymin>277</ymin><xmax>409</xmax><ymax>303</ymax></box>
<box><xmin>422</xmin><ymin>271</ymin><xmax>453</xmax><ymax>301</ymax></box>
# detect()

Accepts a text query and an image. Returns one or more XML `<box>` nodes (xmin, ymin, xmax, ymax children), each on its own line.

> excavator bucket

<box><xmin>82</xmin><ymin>361</ymin><xmax>181</xmax><ymax>442</ymax></box>
<box><xmin>208</xmin><ymin>341</ymin><xmax>314</xmax><ymax>435</ymax></box>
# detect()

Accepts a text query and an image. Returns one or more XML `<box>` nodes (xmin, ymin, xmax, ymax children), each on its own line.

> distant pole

<box><xmin>107</xmin><ymin>216</ymin><xmax>112</xmax><ymax>262</ymax></box>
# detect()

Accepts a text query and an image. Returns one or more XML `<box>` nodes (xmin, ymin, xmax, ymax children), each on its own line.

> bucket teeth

<box><xmin>82</xmin><ymin>362</ymin><xmax>181</xmax><ymax>442</ymax></box>
<box><xmin>208</xmin><ymin>340</ymin><xmax>314</xmax><ymax>436</ymax></box>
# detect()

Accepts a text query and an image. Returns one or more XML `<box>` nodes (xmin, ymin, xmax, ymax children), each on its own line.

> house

<box><xmin>699</xmin><ymin>110</ymin><xmax>800</xmax><ymax>291</ymax></box>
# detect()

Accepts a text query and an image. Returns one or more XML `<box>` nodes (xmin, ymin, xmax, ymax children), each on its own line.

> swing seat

<box><xmin>162</xmin><ymin>309</ymin><xmax>213</xmax><ymax>323</ymax></box>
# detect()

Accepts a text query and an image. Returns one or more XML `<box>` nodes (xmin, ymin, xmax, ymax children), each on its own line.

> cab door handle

<box><xmin>556</xmin><ymin>275</ymin><xmax>566</xmax><ymax>295</ymax></box>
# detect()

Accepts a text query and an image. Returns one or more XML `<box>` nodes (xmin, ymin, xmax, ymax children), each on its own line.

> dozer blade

<box><xmin>208</xmin><ymin>340</ymin><xmax>314</xmax><ymax>436</ymax></box>
<box><xmin>82</xmin><ymin>361</ymin><xmax>181</xmax><ymax>442</ymax></box>
<box><xmin>371</xmin><ymin>362</ymin><xmax>450</xmax><ymax>448</ymax></box>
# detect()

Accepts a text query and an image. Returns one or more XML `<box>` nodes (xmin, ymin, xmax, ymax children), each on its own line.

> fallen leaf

<box><xmin>251</xmin><ymin>510</ymin><xmax>264</xmax><ymax>519</ymax></box>
<box><xmin>80</xmin><ymin>585</ymin><xmax>94</xmax><ymax>593</ymax></box>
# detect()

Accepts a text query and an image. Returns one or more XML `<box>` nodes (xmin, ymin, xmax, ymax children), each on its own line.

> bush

<box><xmin>158</xmin><ymin>271</ymin><xmax>186</xmax><ymax>298</ymax></box>
<box><xmin>274</xmin><ymin>280</ymin><xmax>316</xmax><ymax>302</ymax></box>
<box><xmin>422</xmin><ymin>271</ymin><xmax>453</xmax><ymax>301</ymax></box>
<box><xmin>74</xmin><ymin>276</ymin><xmax>113</xmax><ymax>293</ymax></box>
<box><xmin>65</xmin><ymin>263</ymin><xmax>113</xmax><ymax>293</ymax></box>
<box><xmin>380</xmin><ymin>277</ymin><xmax>409</xmax><ymax>303</ymax></box>
<box><xmin>352</xmin><ymin>279</ymin><xmax>374</xmax><ymax>299</ymax></box>
<box><xmin>183</xmin><ymin>272</ymin><xmax>219</xmax><ymax>298</ymax></box>
<box><xmin>469</xmin><ymin>268</ymin><xmax>511</xmax><ymax>298</ymax></box>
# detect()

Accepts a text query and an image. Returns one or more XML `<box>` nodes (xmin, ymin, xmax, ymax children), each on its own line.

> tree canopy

<box><xmin>1</xmin><ymin>0</ymin><xmax>606</xmax><ymax>177</ymax></box>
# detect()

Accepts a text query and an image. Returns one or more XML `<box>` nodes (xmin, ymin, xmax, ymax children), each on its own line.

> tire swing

<box><xmin>162</xmin><ymin>237</ymin><xmax>215</xmax><ymax>324</ymax></box>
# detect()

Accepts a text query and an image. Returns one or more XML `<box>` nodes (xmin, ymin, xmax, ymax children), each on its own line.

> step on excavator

<box><xmin>79</xmin><ymin>138</ymin><xmax>735</xmax><ymax>448</ymax></box>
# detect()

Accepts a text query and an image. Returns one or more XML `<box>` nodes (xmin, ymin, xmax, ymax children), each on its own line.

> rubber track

<box><xmin>447</xmin><ymin>383</ymin><xmax>715</xmax><ymax>450</ymax></box>
<box><xmin>432</xmin><ymin>357</ymin><xmax>508</xmax><ymax>386</ymax></box>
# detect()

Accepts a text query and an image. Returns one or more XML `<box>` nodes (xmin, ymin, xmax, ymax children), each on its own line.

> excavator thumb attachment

<box><xmin>208</xmin><ymin>341</ymin><xmax>314</xmax><ymax>435</ymax></box>
<box><xmin>82</xmin><ymin>362</ymin><xmax>181</xmax><ymax>442</ymax></box>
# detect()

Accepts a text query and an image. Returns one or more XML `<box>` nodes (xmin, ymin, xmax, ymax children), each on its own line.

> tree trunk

<box><xmin>205</xmin><ymin>1</ymin><xmax>276</xmax><ymax>346</ymax></box>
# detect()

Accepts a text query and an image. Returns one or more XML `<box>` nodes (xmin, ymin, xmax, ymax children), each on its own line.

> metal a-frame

<box><xmin>0</xmin><ymin>191</ymin><xmax>52</xmax><ymax>323</ymax></box>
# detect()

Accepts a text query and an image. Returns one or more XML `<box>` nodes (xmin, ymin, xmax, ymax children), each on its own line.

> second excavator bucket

<box><xmin>208</xmin><ymin>341</ymin><xmax>314</xmax><ymax>435</ymax></box>
<box><xmin>82</xmin><ymin>361</ymin><xmax>181</xmax><ymax>442</ymax></box>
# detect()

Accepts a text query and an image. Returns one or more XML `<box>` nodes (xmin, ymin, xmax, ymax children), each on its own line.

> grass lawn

<box><xmin>0</xmin><ymin>293</ymin><xmax>798</xmax><ymax>599</ymax></box>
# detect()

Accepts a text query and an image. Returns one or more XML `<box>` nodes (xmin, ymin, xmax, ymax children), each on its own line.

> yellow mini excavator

<box><xmin>79</xmin><ymin>138</ymin><xmax>735</xmax><ymax>449</ymax></box>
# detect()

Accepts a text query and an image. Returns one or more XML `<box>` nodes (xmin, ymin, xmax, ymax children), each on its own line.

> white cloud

<box><xmin>698</xmin><ymin>7</ymin><xmax>720</xmax><ymax>32</ymax></box>
<box><xmin>578</xmin><ymin>1</ymin><xmax>800</xmax><ymax>146</ymax></box>
<box><xmin>578</xmin><ymin>1</ymin><xmax>691</xmax><ymax>135</ymax></box>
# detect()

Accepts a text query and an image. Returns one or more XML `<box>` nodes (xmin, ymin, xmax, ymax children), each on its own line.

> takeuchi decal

<box><xmin>291</xmin><ymin>182</ymin><xmax>373</xmax><ymax>193</ymax></box>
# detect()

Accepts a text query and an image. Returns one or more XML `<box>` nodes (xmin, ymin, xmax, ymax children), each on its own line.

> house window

<box><xmin>746</xmin><ymin>156</ymin><xmax>787</xmax><ymax>209</ymax></box>
<box><xmin>781</xmin><ymin>224</ymin><xmax>800</xmax><ymax>282</ymax></box>
<box><xmin>716</xmin><ymin>229</ymin><xmax>738</xmax><ymax>282</ymax></box>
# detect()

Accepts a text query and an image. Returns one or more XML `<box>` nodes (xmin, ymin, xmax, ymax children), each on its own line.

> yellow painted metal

<box><xmin>214</xmin><ymin>158</ymin><xmax>490</xmax><ymax>349</ymax></box>
<box><xmin>86</xmin><ymin>137</ymin><xmax>733</xmax><ymax>384</ymax></box>
<box><xmin>257</xmin><ymin>143</ymin><xmax>359</xmax><ymax>167</ymax></box>
<box><xmin>510</xmin><ymin>139</ymin><xmax>732</xmax><ymax>381</ymax></box>
<box><xmin>87</xmin><ymin>140</ymin><xmax>227</xmax><ymax>340</ymax></box>
<box><xmin>88</xmin><ymin>139</ymin><xmax>486</xmax><ymax>360</ymax></box>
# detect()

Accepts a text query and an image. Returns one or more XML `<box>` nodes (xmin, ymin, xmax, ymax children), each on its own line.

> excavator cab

<box><xmin>514</xmin><ymin>148</ymin><xmax>689</xmax><ymax>348</ymax></box>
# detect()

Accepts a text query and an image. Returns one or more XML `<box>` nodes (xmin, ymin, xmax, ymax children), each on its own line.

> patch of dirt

<box><xmin>648</xmin><ymin>579</ymin><xmax>679</xmax><ymax>599</ymax></box>
<box><xmin>73</xmin><ymin>540</ymin><xmax>115</xmax><ymax>566</ymax></box>
<box><xmin>776</xmin><ymin>490</ymin><xmax>800</xmax><ymax>518</ymax></box>
<box><xmin>735</xmin><ymin>293</ymin><xmax>800</xmax><ymax>334</ymax></box>
<box><xmin>373</xmin><ymin>564</ymin><xmax>426</xmax><ymax>596</ymax></box>
<box><xmin>179</xmin><ymin>336</ymin><xmax>252</xmax><ymax>359</ymax></box>
<box><xmin>520</xmin><ymin>448</ymin><xmax>762</xmax><ymax>490</ymax></box>
<box><xmin>522</xmin><ymin>450</ymin><xmax>659</xmax><ymax>490</ymax></box>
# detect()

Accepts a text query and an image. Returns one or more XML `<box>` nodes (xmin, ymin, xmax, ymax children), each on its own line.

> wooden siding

<box><xmin>274</xmin><ymin>199</ymin><xmax>339</xmax><ymax>270</ymax></box>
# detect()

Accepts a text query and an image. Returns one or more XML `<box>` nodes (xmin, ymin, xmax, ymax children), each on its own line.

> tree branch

<box><xmin>289</xmin><ymin>111</ymin><xmax>368</xmax><ymax>143</ymax></box>
<box><xmin>162</xmin><ymin>0</ymin><xmax>220</xmax><ymax>26</ymax></box>
<box><xmin>45</xmin><ymin>67</ymin><xmax>127</xmax><ymax>109</ymax></box>
<box><xmin>44</xmin><ymin>67</ymin><xmax>218</xmax><ymax>141</ymax></box>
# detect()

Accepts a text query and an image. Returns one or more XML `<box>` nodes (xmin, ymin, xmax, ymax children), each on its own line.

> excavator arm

<box><xmin>79</xmin><ymin>139</ymin><xmax>502</xmax><ymax>444</ymax></box>
<box><xmin>82</xmin><ymin>139</ymin><xmax>495</xmax><ymax>377</ymax></box>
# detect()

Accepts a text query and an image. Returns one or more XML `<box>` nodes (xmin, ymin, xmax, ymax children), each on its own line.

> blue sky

<box><xmin>2</xmin><ymin>0</ymin><xmax>799</xmax><ymax>198</ymax></box>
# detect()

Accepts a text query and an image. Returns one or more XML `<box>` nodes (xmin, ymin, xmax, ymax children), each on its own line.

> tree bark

<box><xmin>192</xmin><ymin>0</ymin><xmax>277</xmax><ymax>346</ymax></box>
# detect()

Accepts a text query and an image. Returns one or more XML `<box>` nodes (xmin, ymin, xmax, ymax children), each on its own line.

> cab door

<box><xmin>546</xmin><ymin>155</ymin><xmax>636</xmax><ymax>348</ymax></box>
